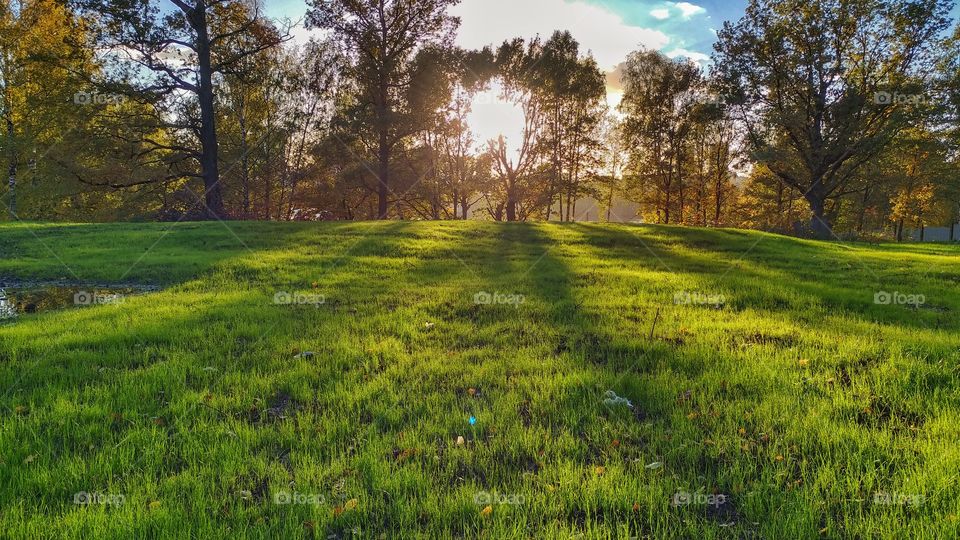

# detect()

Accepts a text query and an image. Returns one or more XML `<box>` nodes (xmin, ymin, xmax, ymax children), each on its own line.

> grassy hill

<box><xmin>0</xmin><ymin>221</ymin><xmax>958</xmax><ymax>538</ymax></box>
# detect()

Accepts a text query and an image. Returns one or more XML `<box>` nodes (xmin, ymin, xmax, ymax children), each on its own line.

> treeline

<box><xmin>1</xmin><ymin>0</ymin><xmax>958</xmax><ymax>239</ymax></box>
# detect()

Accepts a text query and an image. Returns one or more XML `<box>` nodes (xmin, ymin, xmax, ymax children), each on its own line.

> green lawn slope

<box><xmin>0</xmin><ymin>221</ymin><xmax>957</xmax><ymax>538</ymax></box>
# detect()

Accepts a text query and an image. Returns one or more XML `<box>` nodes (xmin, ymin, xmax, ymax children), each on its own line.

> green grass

<box><xmin>0</xmin><ymin>221</ymin><xmax>958</xmax><ymax>538</ymax></box>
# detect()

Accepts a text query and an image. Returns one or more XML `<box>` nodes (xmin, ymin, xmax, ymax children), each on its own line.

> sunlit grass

<box><xmin>0</xmin><ymin>221</ymin><xmax>957</xmax><ymax>538</ymax></box>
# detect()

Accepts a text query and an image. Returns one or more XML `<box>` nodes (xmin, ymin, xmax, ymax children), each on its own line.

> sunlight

<box><xmin>466</xmin><ymin>81</ymin><xmax>527</xmax><ymax>159</ymax></box>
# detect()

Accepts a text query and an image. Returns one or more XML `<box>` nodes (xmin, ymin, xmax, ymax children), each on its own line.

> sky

<box><xmin>264</xmin><ymin>0</ymin><xmax>747</xmax><ymax>147</ymax></box>
<box><xmin>265</xmin><ymin>0</ymin><xmax>745</xmax><ymax>72</ymax></box>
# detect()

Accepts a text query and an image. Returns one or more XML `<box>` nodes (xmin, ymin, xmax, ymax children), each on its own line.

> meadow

<box><xmin>0</xmin><ymin>221</ymin><xmax>957</xmax><ymax>538</ymax></box>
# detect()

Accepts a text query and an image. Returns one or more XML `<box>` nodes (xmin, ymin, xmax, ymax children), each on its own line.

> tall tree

<box><xmin>0</xmin><ymin>0</ymin><xmax>95</xmax><ymax>219</ymax></box>
<box><xmin>306</xmin><ymin>0</ymin><xmax>460</xmax><ymax>219</ymax></box>
<box><xmin>538</xmin><ymin>31</ymin><xmax>606</xmax><ymax>222</ymax></box>
<box><xmin>714</xmin><ymin>0</ymin><xmax>950</xmax><ymax>237</ymax></box>
<box><xmin>620</xmin><ymin>50</ymin><xmax>702</xmax><ymax>224</ymax></box>
<box><xmin>76</xmin><ymin>0</ymin><xmax>288</xmax><ymax>219</ymax></box>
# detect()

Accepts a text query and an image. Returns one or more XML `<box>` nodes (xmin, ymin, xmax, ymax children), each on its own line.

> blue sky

<box><xmin>264</xmin><ymin>0</ymin><xmax>747</xmax><ymax>70</ymax></box>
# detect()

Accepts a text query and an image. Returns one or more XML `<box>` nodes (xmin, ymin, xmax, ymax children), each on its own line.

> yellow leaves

<box><xmin>775</xmin><ymin>454</ymin><xmax>784</xmax><ymax>462</ymax></box>
<box><xmin>334</xmin><ymin>498</ymin><xmax>359</xmax><ymax>517</ymax></box>
<box><xmin>594</xmin><ymin>466</ymin><xmax>606</xmax><ymax>476</ymax></box>
<box><xmin>467</xmin><ymin>387</ymin><xmax>477</xmax><ymax>396</ymax></box>
<box><xmin>456</xmin><ymin>436</ymin><xmax>465</xmax><ymax>446</ymax></box>
<box><xmin>738</xmin><ymin>427</ymin><xmax>747</xmax><ymax>436</ymax></box>
<box><xmin>686</xmin><ymin>412</ymin><xmax>699</xmax><ymax>420</ymax></box>
<box><xmin>798</xmin><ymin>358</ymin><xmax>810</xmax><ymax>367</ymax></box>
<box><xmin>632</xmin><ymin>502</ymin><xmax>640</xmax><ymax>514</ymax></box>
<box><xmin>149</xmin><ymin>500</ymin><xmax>161</xmax><ymax>510</ymax></box>
<box><xmin>480</xmin><ymin>505</ymin><xmax>493</xmax><ymax>517</ymax></box>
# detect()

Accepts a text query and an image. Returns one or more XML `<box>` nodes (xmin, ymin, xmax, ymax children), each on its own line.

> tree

<box><xmin>714</xmin><ymin>0</ymin><xmax>950</xmax><ymax>237</ymax></box>
<box><xmin>0</xmin><ymin>0</ymin><xmax>95</xmax><ymax>219</ymax></box>
<box><xmin>486</xmin><ymin>38</ymin><xmax>546</xmax><ymax>222</ymax></box>
<box><xmin>76</xmin><ymin>0</ymin><xmax>288</xmax><ymax>219</ymax></box>
<box><xmin>620</xmin><ymin>50</ymin><xmax>702</xmax><ymax>224</ymax></box>
<box><xmin>538</xmin><ymin>31</ymin><xmax>606</xmax><ymax>222</ymax></box>
<box><xmin>306</xmin><ymin>0</ymin><xmax>460</xmax><ymax>220</ymax></box>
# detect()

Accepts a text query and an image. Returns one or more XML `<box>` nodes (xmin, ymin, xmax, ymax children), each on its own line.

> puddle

<box><xmin>0</xmin><ymin>283</ymin><xmax>159</xmax><ymax>321</ymax></box>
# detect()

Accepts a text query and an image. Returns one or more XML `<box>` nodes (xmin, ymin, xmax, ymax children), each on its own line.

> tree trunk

<box><xmin>6</xmin><ymin>116</ymin><xmax>15</xmax><ymax>219</ymax></box>
<box><xmin>238</xmin><ymin>101</ymin><xmax>250</xmax><ymax>217</ymax></box>
<box><xmin>506</xmin><ymin>175</ymin><xmax>517</xmax><ymax>222</ymax></box>
<box><xmin>193</xmin><ymin>3</ymin><xmax>225</xmax><ymax>220</ymax></box>
<box><xmin>377</xmin><ymin>131</ymin><xmax>390</xmax><ymax>219</ymax></box>
<box><xmin>804</xmin><ymin>189</ymin><xmax>831</xmax><ymax>239</ymax></box>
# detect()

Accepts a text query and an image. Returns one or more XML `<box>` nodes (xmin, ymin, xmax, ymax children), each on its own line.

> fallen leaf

<box><xmin>798</xmin><ymin>359</ymin><xmax>810</xmax><ymax>367</ymax></box>
<box><xmin>467</xmin><ymin>388</ymin><xmax>477</xmax><ymax>396</ymax></box>
<box><xmin>632</xmin><ymin>502</ymin><xmax>640</xmax><ymax>513</ymax></box>
<box><xmin>480</xmin><ymin>505</ymin><xmax>492</xmax><ymax>517</ymax></box>
<box><xmin>611</xmin><ymin>439</ymin><xmax>620</xmax><ymax>448</ymax></box>
<box><xmin>14</xmin><ymin>405</ymin><xmax>28</xmax><ymax>416</ymax></box>
<box><xmin>23</xmin><ymin>454</ymin><xmax>35</xmax><ymax>464</ymax></box>
<box><xmin>149</xmin><ymin>500</ymin><xmax>161</xmax><ymax>510</ymax></box>
<box><xmin>645</xmin><ymin>461</ymin><xmax>663</xmax><ymax>470</ymax></box>
<box><xmin>775</xmin><ymin>454</ymin><xmax>784</xmax><ymax>462</ymax></box>
<box><xmin>456</xmin><ymin>436</ymin><xmax>465</xmax><ymax>446</ymax></box>
<box><xmin>594</xmin><ymin>466</ymin><xmax>606</xmax><ymax>476</ymax></box>
<box><xmin>344</xmin><ymin>498</ymin><xmax>358</xmax><ymax>511</ymax></box>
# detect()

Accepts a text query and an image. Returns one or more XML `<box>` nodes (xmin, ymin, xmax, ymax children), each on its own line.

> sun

<box><xmin>465</xmin><ymin>81</ymin><xmax>527</xmax><ymax>159</ymax></box>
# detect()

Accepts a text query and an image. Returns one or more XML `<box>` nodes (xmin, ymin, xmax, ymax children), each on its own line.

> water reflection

<box><xmin>0</xmin><ymin>285</ymin><xmax>156</xmax><ymax>320</ymax></box>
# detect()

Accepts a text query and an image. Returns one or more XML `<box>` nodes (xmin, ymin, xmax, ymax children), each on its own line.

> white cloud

<box><xmin>665</xmin><ymin>48</ymin><xmax>711</xmax><ymax>66</ymax></box>
<box><xmin>650</xmin><ymin>8</ymin><xmax>671</xmax><ymax>20</ymax></box>
<box><xmin>453</xmin><ymin>0</ymin><xmax>670</xmax><ymax>71</ymax></box>
<box><xmin>674</xmin><ymin>2</ymin><xmax>706</xmax><ymax>19</ymax></box>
